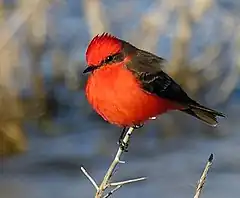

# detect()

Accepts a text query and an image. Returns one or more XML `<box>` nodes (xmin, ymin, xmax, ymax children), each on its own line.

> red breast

<box><xmin>85</xmin><ymin>63</ymin><xmax>175</xmax><ymax>127</ymax></box>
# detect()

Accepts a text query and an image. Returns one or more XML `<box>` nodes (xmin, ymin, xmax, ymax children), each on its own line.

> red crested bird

<box><xmin>83</xmin><ymin>33</ymin><xmax>225</xmax><ymax>150</ymax></box>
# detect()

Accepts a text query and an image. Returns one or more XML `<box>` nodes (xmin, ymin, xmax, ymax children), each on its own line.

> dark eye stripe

<box><xmin>101</xmin><ymin>52</ymin><xmax>124</xmax><ymax>66</ymax></box>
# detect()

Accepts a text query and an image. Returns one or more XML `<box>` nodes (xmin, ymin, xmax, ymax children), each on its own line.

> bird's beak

<box><xmin>83</xmin><ymin>66</ymin><xmax>97</xmax><ymax>74</ymax></box>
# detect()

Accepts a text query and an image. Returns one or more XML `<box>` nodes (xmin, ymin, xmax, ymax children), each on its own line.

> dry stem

<box><xmin>194</xmin><ymin>153</ymin><xmax>214</xmax><ymax>198</ymax></box>
<box><xmin>81</xmin><ymin>127</ymin><xmax>146</xmax><ymax>198</ymax></box>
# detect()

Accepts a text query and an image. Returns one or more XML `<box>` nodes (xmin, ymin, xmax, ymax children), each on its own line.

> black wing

<box><xmin>139</xmin><ymin>71</ymin><xmax>194</xmax><ymax>106</ymax></box>
<box><xmin>126</xmin><ymin>49</ymin><xmax>194</xmax><ymax>106</ymax></box>
<box><xmin>125</xmin><ymin>48</ymin><xmax>225</xmax><ymax>126</ymax></box>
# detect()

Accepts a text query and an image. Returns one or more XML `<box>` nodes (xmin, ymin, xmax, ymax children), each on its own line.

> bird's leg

<box><xmin>118</xmin><ymin>127</ymin><xmax>129</xmax><ymax>152</ymax></box>
<box><xmin>118</xmin><ymin>124</ymin><xmax>144</xmax><ymax>152</ymax></box>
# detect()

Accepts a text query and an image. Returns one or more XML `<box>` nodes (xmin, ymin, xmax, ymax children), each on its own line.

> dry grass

<box><xmin>0</xmin><ymin>0</ymin><xmax>237</xmax><ymax>154</ymax></box>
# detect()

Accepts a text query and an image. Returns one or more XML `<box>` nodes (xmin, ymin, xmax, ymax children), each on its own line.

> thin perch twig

<box><xmin>194</xmin><ymin>153</ymin><xmax>214</xmax><ymax>198</ymax></box>
<box><xmin>97</xmin><ymin>127</ymin><xmax>134</xmax><ymax>191</ymax></box>
<box><xmin>81</xmin><ymin>127</ymin><xmax>146</xmax><ymax>198</ymax></box>
<box><xmin>109</xmin><ymin>177</ymin><xmax>147</xmax><ymax>187</ymax></box>
<box><xmin>80</xmin><ymin>166</ymin><xmax>99</xmax><ymax>190</ymax></box>
<box><xmin>103</xmin><ymin>185</ymin><xmax>122</xmax><ymax>198</ymax></box>
<box><xmin>95</xmin><ymin>126</ymin><xmax>145</xmax><ymax>197</ymax></box>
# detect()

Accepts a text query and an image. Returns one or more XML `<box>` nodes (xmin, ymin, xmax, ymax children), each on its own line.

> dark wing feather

<box><xmin>126</xmin><ymin>49</ymin><xmax>194</xmax><ymax>106</ymax></box>
<box><xmin>124</xmin><ymin>48</ymin><xmax>225</xmax><ymax>126</ymax></box>
<box><xmin>139</xmin><ymin>71</ymin><xmax>194</xmax><ymax>106</ymax></box>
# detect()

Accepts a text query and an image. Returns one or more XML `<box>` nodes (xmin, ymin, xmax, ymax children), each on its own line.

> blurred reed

<box><xmin>0</xmin><ymin>0</ymin><xmax>238</xmax><ymax>156</ymax></box>
<box><xmin>0</xmin><ymin>0</ymin><xmax>25</xmax><ymax>156</ymax></box>
<box><xmin>0</xmin><ymin>0</ymin><xmax>50</xmax><ymax>156</ymax></box>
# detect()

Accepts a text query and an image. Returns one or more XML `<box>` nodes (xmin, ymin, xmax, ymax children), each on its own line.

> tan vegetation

<box><xmin>0</xmin><ymin>0</ymin><xmax>238</xmax><ymax>157</ymax></box>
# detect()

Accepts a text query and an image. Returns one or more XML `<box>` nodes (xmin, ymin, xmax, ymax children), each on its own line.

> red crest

<box><xmin>86</xmin><ymin>33</ymin><xmax>122</xmax><ymax>66</ymax></box>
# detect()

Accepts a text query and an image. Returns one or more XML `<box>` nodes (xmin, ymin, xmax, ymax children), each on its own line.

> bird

<box><xmin>83</xmin><ymin>33</ymin><xmax>225</xmax><ymax>150</ymax></box>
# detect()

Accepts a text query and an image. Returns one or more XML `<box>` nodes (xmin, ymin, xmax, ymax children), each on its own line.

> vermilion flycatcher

<box><xmin>83</xmin><ymin>33</ymin><xmax>224</xmax><ymax>149</ymax></box>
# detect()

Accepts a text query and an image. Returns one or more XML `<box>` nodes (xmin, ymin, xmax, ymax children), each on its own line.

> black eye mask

<box><xmin>83</xmin><ymin>52</ymin><xmax>125</xmax><ymax>73</ymax></box>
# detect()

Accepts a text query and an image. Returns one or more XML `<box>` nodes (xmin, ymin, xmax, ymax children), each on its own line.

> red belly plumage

<box><xmin>85</xmin><ymin>64</ymin><xmax>177</xmax><ymax>127</ymax></box>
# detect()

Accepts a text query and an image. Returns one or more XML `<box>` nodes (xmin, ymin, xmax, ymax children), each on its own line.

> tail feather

<box><xmin>181</xmin><ymin>103</ymin><xmax>225</xmax><ymax>127</ymax></box>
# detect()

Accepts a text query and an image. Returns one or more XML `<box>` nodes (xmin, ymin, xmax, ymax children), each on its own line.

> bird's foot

<box><xmin>118</xmin><ymin>139</ymin><xmax>129</xmax><ymax>152</ymax></box>
<box><xmin>117</xmin><ymin>127</ymin><xmax>129</xmax><ymax>152</ymax></box>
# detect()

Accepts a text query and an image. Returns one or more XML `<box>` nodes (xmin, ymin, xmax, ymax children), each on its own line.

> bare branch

<box><xmin>103</xmin><ymin>185</ymin><xmax>122</xmax><ymax>198</ymax></box>
<box><xmin>81</xmin><ymin>127</ymin><xmax>146</xmax><ymax>198</ymax></box>
<box><xmin>80</xmin><ymin>166</ymin><xmax>99</xmax><ymax>191</ymax></box>
<box><xmin>194</xmin><ymin>153</ymin><xmax>214</xmax><ymax>198</ymax></box>
<box><xmin>95</xmin><ymin>127</ymin><xmax>136</xmax><ymax>198</ymax></box>
<box><xmin>109</xmin><ymin>177</ymin><xmax>147</xmax><ymax>187</ymax></box>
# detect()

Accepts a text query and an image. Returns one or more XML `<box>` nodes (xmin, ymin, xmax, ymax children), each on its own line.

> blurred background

<box><xmin>0</xmin><ymin>0</ymin><xmax>240</xmax><ymax>197</ymax></box>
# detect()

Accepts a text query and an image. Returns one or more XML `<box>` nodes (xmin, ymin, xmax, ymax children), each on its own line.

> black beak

<box><xmin>83</xmin><ymin>66</ymin><xmax>97</xmax><ymax>74</ymax></box>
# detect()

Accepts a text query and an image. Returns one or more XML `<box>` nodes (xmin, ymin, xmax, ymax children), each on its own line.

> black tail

<box><xmin>181</xmin><ymin>103</ymin><xmax>225</xmax><ymax>126</ymax></box>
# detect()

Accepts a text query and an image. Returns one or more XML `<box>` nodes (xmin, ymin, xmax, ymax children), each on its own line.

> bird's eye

<box><xmin>106</xmin><ymin>55</ymin><xmax>113</xmax><ymax>62</ymax></box>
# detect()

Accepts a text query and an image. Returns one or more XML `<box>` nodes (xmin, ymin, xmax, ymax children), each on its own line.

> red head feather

<box><xmin>86</xmin><ymin>33</ymin><xmax>122</xmax><ymax>66</ymax></box>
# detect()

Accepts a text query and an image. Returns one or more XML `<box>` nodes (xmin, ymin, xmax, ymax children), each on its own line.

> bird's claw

<box><xmin>118</xmin><ymin>140</ymin><xmax>129</xmax><ymax>152</ymax></box>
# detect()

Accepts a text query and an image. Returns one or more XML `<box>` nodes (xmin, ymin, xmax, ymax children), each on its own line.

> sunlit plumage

<box><xmin>84</xmin><ymin>33</ymin><xmax>225</xmax><ymax>127</ymax></box>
